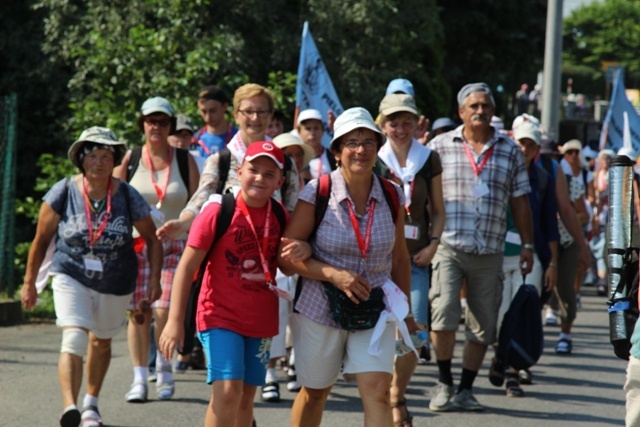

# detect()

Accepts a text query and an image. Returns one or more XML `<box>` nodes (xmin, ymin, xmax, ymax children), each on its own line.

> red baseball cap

<box><xmin>243</xmin><ymin>141</ymin><xmax>285</xmax><ymax>170</ymax></box>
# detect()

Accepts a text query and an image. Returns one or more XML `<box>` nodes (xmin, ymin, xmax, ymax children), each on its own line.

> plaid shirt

<box><xmin>295</xmin><ymin>169</ymin><xmax>404</xmax><ymax>327</ymax></box>
<box><xmin>430</xmin><ymin>126</ymin><xmax>530</xmax><ymax>255</ymax></box>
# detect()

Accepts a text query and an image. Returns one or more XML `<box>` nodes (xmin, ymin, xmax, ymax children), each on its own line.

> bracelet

<box><xmin>549</xmin><ymin>262</ymin><xmax>558</xmax><ymax>268</ymax></box>
<box><xmin>430</xmin><ymin>236</ymin><xmax>441</xmax><ymax>243</ymax></box>
<box><xmin>522</xmin><ymin>243</ymin><xmax>535</xmax><ymax>250</ymax></box>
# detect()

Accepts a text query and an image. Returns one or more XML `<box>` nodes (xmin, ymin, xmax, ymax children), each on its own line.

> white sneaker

<box><xmin>428</xmin><ymin>382</ymin><xmax>454</xmax><ymax>412</ymax></box>
<box><xmin>451</xmin><ymin>389</ymin><xmax>483</xmax><ymax>411</ymax></box>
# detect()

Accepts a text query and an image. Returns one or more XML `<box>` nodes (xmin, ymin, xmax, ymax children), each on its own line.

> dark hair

<box><xmin>272</xmin><ymin>110</ymin><xmax>286</xmax><ymax>122</ymax></box>
<box><xmin>198</xmin><ymin>85</ymin><xmax>230</xmax><ymax>104</ymax></box>
<box><xmin>136</xmin><ymin>114</ymin><xmax>177</xmax><ymax>134</ymax></box>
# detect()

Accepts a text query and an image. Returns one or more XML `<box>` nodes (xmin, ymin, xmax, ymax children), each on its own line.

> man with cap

<box><xmin>297</xmin><ymin>108</ymin><xmax>335</xmax><ymax>180</ymax></box>
<box><xmin>192</xmin><ymin>85</ymin><xmax>238</xmax><ymax>158</ymax></box>
<box><xmin>427</xmin><ymin>82</ymin><xmax>533</xmax><ymax>412</ymax></box>
<box><xmin>168</xmin><ymin>114</ymin><xmax>205</xmax><ymax>174</ymax></box>
<box><xmin>489</xmin><ymin>122</ymin><xmax>559</xmax><ymax>397</ymax></box>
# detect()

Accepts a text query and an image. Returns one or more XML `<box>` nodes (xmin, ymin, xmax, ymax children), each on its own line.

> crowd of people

<box><xmin>19</xmin><ymin>78</ymin><xmax>640</xmax><ymax>427</ymax></box>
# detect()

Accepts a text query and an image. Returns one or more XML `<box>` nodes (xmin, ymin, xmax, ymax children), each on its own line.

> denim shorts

<box><xmin>197</xmin><ymin>328</ymin><xmax>271</xmax><ymax>385</ymax></box>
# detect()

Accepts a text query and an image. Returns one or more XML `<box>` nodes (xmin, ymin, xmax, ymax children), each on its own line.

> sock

<box><xmin>83</xmin><ymin>394</ymin><xmax>98</xmax><ymax>410</ymax></box>
<box><xmin>63</xmin><ymin>404</ymin><xmax>78</xmax><ymax>414</ymax></box>
<box><xmin>133</xmin><ymin>366</ymin><xmax>148</xmax><ymax>384</ymax></box>
<box><xmin>436</xmin><ymin>359</ymin><xmax>453</xmax><ymax>386</ymax></box>
<box><xmin>265</xmin><ymin>367</ymin><xmax>277</xmax><ymax>384</ymax></box>
<box><xmin>156</xmin><ymin>350</ymin><xmax>170</xmax><ymax>369</ymax></box>
<box><xmin>559</xmin><ymin>332</ymin><xmax>572</xmax><ymax>341</ymax></box>
<box><xmin>458</xmin><ymin>368</ymin><xmax>478</xmax><ymax>393</ymax></box>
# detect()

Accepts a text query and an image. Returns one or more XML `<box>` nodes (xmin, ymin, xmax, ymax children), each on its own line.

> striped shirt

<box><xmin>430</xmin><ymin>126</ymin><xmax>530</xmax><ymax>255</ymax></box>
<box><xmin>294</xmin><ymin>169</ymin><xmax>404</xmax><ymax>327</ymax></box>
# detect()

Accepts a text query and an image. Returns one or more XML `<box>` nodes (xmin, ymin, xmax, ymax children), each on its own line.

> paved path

<box><xmin>0</xmin><ymin>291</ymin><xmax>629</xmax><ymax>426</ymax></box>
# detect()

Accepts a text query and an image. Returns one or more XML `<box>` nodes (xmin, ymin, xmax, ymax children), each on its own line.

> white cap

<box><xmin>297</xmin><ymin>109</ymin><xmax>323</xmax><ymax>126</ymax></box>
<box><xmin>513</xmin><ymin>122</ymin><xmax>542</xmax><ymax>146</ymax></box>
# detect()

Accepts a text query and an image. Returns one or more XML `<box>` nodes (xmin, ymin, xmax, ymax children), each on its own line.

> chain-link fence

<box><xmin>0</xmin><ymin>93</ymin><xmax>17</xmax><ymax>295</ymax></box>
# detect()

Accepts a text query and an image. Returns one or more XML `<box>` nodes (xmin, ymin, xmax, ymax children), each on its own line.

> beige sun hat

<box><xmin>68</xmin><ymin>126</ymin><xmax>127</xmax><ymax>169</ymax></box>
<box><xmin>273</xmin><ymin>133</ymin><xmax>315</xmax><ymax>168</ymax></box>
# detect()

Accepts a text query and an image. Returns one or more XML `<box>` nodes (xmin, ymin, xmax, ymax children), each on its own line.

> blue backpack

<box><xmin>498</xmin><ymin>283</ymin><xmax>544</xmax><ymax>370</ymax></box>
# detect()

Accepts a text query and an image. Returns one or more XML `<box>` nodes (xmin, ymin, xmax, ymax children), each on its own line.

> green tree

<box><xmin>563</xmin><ymin>0</ymin><xmax>640</xmax><ymax>87</ymax></box>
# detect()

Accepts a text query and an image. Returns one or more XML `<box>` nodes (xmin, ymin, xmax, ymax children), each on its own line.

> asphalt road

<box><xmin>0</xmin><ymin>290</ymin><xmax>629</xmax><ymax>426</ymax></box>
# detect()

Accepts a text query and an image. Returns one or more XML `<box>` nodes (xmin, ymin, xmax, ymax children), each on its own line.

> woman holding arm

<box><xmin>20</xmin><ymin>127</ymin><xmax>161</xmax><ymax>427</ymax></box>
<box><xmin>278</xmin><ymin>108</ymin><xmax>417</xmax><ymax>427</ymax></box>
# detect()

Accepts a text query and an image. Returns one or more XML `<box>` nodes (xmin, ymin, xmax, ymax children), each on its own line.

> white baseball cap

<box><xmin>297</xmin><ymin>109</ymin><xmax>323</xmax><ymax>126</ymax></box>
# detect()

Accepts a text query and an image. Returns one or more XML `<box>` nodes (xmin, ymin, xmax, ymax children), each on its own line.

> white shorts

<box><xmin>52</xmin><ymin>273</ymin><xmax>131</xmax><ymax>339</ymax></box>
<box><xmin>289</xmin><ymin>313</ymin><xmax>395</xmax><ymax>390</ymax></box>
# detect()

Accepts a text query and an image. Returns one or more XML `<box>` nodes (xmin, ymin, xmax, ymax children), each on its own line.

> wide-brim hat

<box><xmin>329</xmin><ymin>107</ymin><xmax>385</xmax><ymax>152</ymax></box>
<box><xmin>68</xmin><ymin>126</ymin><xmax>127</xmax><ymax>168</ymax></box>
<box><xmin>273</xmin><ymin>133</ymin><xmax>315</xmax><ymax>168</ymax></box>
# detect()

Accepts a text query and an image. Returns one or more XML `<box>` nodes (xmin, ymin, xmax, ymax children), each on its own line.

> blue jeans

<box><xmin>410</xmin><ymin>263</ymin><xmax>430</xmax><ymax>327</ymax></box>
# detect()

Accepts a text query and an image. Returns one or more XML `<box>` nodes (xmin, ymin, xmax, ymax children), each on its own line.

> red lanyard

<box><xmin>83</xmin><ymin>177</ymin><xmax>112</xmax><ymax>251</ymax></box>
<box><xmin>144</xmin><ymin>145</ymin><xmax>172</xmax><ymax>208</ymax></box>
<box><xmin>196</xmin><ymin>124</ymin><xmax>233</xmax><ymax>156</ymax></box>
<box><xmin>237</xmin><ymin>194</ymin><xmax>274</xmax><ymax>286</ymax></box>
<box><xmin>345</xmin><ymin>198</ymin><xmax>376</xmax><ymax>260</ymax></box>
<box><xmin>463</xmin><ymin>142</ymin><xmax>495</xmax><ymax>177</ymax></box>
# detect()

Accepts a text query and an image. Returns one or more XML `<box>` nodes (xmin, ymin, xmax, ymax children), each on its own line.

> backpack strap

<box><xmin>175</xmin><ymin>148</ymin><xmax>190</xmax><ymax>192</ymax></box>
<box><xmin>214</xmin><ymin>192</ymin><xmax>237</xmax><ymax>243</ymax></box>
<box><xmin>217</xmin><ymin>148</ymin><xmax>232</xmax><ymax>194</ymax></box>
<box><xmin>126</xmin><ymin>147</ymin><xmax>142</xmax><ymax>183</ymax></box>
<box><xmin>376</xmin><ymin>174</ymin><xmax>400</xmax><ymax>224</ymax></box>
<box><xmin>270</xmin><ymin>198</ymin><xmax>287</xmax><ymax>232</ymax></box>
<box><xmin>311</xmin><ymin>173</ymin><xmax>333</xmax><ymax>240</ymax></box>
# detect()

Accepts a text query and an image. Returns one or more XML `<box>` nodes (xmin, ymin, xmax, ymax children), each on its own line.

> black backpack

<box><xmin>497</xmin><ymin>282</ymin><xmax>544</xmax><ymax>371</ymax></box>
<box><xmin>180</xmin><ymin>193</ymin><xmax>287</xmax><ymax>355</ymax></box>
<box><xmin>608</xmin><ymin>247</ymin><xmax>639</xmax><ymax>360</ymax></box>
<box><xmin>126</xmin><ymin>146</ymin><xmax>190</xmax><ymax>190</ymax></box>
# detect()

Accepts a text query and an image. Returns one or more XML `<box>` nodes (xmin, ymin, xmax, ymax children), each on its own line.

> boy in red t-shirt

<box><xmin>160</xmin><ymin>141</ymin><xmax>309</xmax><ymax>426</ymax></box>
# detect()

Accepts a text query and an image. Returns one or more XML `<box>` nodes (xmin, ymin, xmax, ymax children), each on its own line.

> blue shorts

<box><xmin>197</xmin><ymin>328</ymin><xmax>271</xmax><ymax>385</ymax></box>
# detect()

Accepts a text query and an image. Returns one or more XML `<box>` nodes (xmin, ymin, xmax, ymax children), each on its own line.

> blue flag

<box><xmin>600</xmin><ymin>69</ymin><xmax>640</xmax><ymax>153</ymax></box>
<box><xmin>296</xmin><ymin>21</ymin><xmax>344</xmax><ymax>148</ymax></box>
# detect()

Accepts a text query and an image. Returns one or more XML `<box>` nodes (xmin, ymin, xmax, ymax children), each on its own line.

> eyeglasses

<box><xmin>564</xmin><ymin>149</ymin><xmax>579</xmax><ymax>155</ymax></box>
<box><xmin>238</xmin><ymin>109</ymin><xmax>271</xmax><ymax>119</ymax></box>
<box><xmin>344</xmin><ymin>140</ymin><xmax>377</xmax><ymax>151</ymax></box>
<box><xmin>144</xmin><ymin>118</ymin><xmax>171</xmax><ymax>127</ymax></box>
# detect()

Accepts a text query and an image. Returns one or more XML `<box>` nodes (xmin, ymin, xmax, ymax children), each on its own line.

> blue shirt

<box><xmin>45</xmin><ymin>178</ymin><xmax>150</xmax><ymax>295</ymax></box>
<box><xmin>192</xmin><ymin>125</ymin><xmax>238</xmax><ymax>157</ymax></box>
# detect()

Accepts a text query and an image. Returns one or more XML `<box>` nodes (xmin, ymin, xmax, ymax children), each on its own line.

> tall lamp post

<box><xmin>541</xmin><ymin>0</ymin><xmax>564</xmax><ymax>143</ymax></box>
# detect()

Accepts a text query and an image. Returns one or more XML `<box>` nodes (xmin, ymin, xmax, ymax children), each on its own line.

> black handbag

<box><xmin>323</xmin><ymin>282</ymin><xmax>385</xmax><ymax>330</ymax></box>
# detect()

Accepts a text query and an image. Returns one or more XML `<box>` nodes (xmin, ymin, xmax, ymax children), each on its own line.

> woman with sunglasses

<box><xmin>114</xmin><ymin>97</ymin><xmax>199</xmax><ymax>403</ymax></box>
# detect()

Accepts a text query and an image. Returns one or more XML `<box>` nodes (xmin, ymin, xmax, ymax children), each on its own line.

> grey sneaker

<box><xmin>429</xmin><ymin>382</ymin><xmax>454</xmax><ymax>412</ymax></box>
<box><xmin>452</xmin><ymin>389</ymin><xmax>483</xmax><ymax>411</ymax></box>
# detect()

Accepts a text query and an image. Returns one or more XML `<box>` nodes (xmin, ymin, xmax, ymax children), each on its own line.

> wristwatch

<box><xmin>430</xmin><ymin>236</ymin><xmax>441</xmax><ymax>243</ymax></box>
<box><xmin>522</xmin><ymin>243</ymin><xmax>535</xmax><ymax>250</ymax></box>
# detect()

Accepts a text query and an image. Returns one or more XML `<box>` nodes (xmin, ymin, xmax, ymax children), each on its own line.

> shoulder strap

<box><xmin>126</xmin><ymin>147</ymin><xmax>142</xmax><ymax>183</ymax></box>
<box><xmin>217</xmin><ymin>148</ymin><xmax>232</xmax><ymax>194</ymax></box>
<box><xmin>271</xmin><ymin>198</ymin><xmax>287</xmax><ymax>232</ymax></box>
<box><xmin>175</xmin><ymin>148</ymin><xmax>190</xmax><ymax>191</ymax></box>
<box><xmin>376</xmin><ymin>175</ymin><xmax>399</xmax><ymax>224</ymax></box>
<box><xmin>311</xmin><ymin>173</ymin><xmax>332</xmax><ymax>239</ymax></box>
<box><xmin>214</xmin><ymin>193</ymin><xmax>236</xmax><ymax>244</ymax></box>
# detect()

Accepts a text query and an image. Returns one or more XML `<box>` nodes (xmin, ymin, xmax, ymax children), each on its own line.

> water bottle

<box><xmin>395</xmin><ymin>331</ymin><xmax>428</xmax><ymax>357</ymax></box>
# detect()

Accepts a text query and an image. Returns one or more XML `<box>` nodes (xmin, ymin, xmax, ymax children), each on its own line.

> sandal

<box><xmin>519</xmin><ymin>369</ymin><xmax>533</xmax><ymax>385</ymax></box>
<box><xmin>505</xmin><ymin>376</ymin><xmax>524</xmax><ymax>398</ymax></box>
<box><xmin>391</xmin><ymin>399</ymin><xmax>413</xmax><ymax>427</ymax></box>
<box><xmin>261</xmin><ymin>382</ymin><xmax>281</xmax><ymax>402</ymax></box>
<box><xmin>555</xmin><ymin>338</ymin><xmax>572</xmax><ymax>355</ymax></box>
<box><xmin>488</xmin><ymin>356</ymin><xmax>505</xmax><ymax>387</ymax></box>
<box><xmin>80</xmin><ymin>406</ymin><xmax>103</xmax><ymax>427</ymax></box>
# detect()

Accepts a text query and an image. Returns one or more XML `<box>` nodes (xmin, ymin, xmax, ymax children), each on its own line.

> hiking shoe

<box><xmin>451</xmin><ymin>389</ymin><xmax>484</xmax><ymax>411</ymax></box>
<box><xmin>555</xmin><ymin>338</ymin><xmax>572</xmax><ymax>355</ymax></box>
<box><xmin>428</xmin><ymin>382</ymin><xmax>454</xmax><ymax>412</ymax></box>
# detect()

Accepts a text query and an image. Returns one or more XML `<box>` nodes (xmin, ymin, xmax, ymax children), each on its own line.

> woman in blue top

<box><xmin>20</xmin><ymin>127</ymin><xmax>162</xmax><ymax>427</ymax></box>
